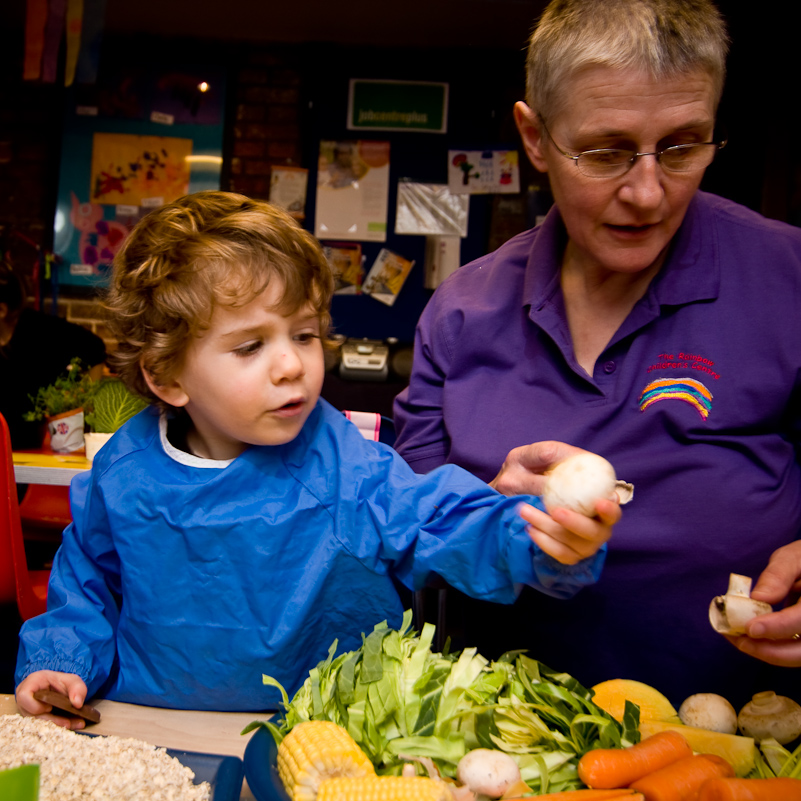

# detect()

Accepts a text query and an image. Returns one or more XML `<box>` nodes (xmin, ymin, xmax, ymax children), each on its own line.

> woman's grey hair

<box><xmin>526</xmin><ymin>0</ymin><xmax>729</xmax><ymax>123</ymax></box>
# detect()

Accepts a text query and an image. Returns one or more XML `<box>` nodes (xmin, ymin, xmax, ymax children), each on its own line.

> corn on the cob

<box><xmin>277</xmin><ymin>720</ymin><xmax>375</xmax><ymax>801</ymax></box>
<box><xmin>317</xmin><ymin>776</ymin><xmax>453</xmax><ymax>801</ymax></box>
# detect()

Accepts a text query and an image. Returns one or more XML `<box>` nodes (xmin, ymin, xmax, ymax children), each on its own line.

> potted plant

<box><xmin>83</xmin><ymin>378</ymin><xmax>148</xmax><ymax>460</ymax></box>
<box><xmin>24</xmin><ymin>358</ymin><xmax>99</xmax><ymax>453</ymax></box>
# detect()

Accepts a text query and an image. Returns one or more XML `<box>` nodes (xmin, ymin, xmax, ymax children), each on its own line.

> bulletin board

<box><xmin>52</xmin><ymin>64</ymin><xmax>226</xmax><ymax>290</ymax></box>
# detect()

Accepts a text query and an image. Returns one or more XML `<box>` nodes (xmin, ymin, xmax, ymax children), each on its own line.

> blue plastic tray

<box><xmin>243</xmin><ymin>726</ymin><xmax>290</xmax><ymax>801</ymax></box>
<box><xmin>166</xmin><ymin>746</ymin><xmax>245</xmax><ymax>801</ymax></box>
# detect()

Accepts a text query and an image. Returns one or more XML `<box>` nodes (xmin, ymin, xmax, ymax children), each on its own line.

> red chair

<box><xmin>19</xmin><ymin>483</ymin><xmax>72</xmax><ymax>533</ymax></box>
<box><xmin>17</xmin><ymin>427</ymin><xmax>73</xmax><ymax>534</ymax></box>
<box><xmin>1</xmin><ymin>412</ymin><xmax>49</xmax><ymax>620</ymax></box>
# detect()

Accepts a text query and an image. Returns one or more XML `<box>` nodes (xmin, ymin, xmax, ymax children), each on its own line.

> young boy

<box><xmin>15</xmin><ymin>191</ymin><xmax>620</xmax><ymax>725</ymax></box>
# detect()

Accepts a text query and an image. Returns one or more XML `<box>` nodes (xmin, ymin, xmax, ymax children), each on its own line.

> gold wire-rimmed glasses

<box><xmin>539</xmin><ymin>118</ymin><xmax>727</xmax><ymax>179</ymax></box>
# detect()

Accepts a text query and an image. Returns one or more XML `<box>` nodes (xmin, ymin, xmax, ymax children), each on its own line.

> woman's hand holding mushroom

<box><xmin>726</xmin><ymin>542</ymin><xmax>801</xmax><ymax>667</ymax></box>
<box><xmin>489</xmin><ymin>440</ymin><xmax>587</xmax><ymax>497</ymax></box>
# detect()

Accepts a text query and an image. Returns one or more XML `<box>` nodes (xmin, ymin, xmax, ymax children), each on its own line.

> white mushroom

<box><xmin>738</xmin><ymin>691</ymin><xmax>801</xmax><ymax>745</ymax></box>
<box><xmin>679</xmin><ymin>693</ymin><xmax>738</xmax><ymax>734</ymax></box>
<box><xmin>542</xmin><ymin>453</ymin><xmax>623</xmax><ymax>517</ymax></box>
<box><xmin>456</xmin><ymin>749</ymin><xmax>521</xmax><ymax>799</ymax></box>
<box><xmin>709</xmin><ymin>573</ymin><xmax>772</xmax><ymax>635</ymax></box>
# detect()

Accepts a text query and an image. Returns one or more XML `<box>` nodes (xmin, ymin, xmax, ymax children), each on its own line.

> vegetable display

<box><xmin>577</xmin><ymin>730</ymin><xmax>693</xmax><ymax>789</ymax></box>
<box><xmin>528</xmin><ymin>792</ymin><xmax>643</xmax><ymax>801</ymax></box>
<box><xmin>698</xmin><ymin>776</ymin><xmax>801</xmax><ymax>801</ymax></box>
<box><xmin>316</xmin><ymin>775</ymin><xmax>452</xmax><ymax>800</ymax></box>
<box><xmin>678</xmin><ymin>695</ymin><xmax>737</xmax><ymax>736</ymax></box>
<box><xmin>247</xmin><ymin>615</ymin><xmax>801</xmax><ymax>800</ymax></box>
<box><xmin>628</xmin><ymin>753</ymin><xmax>734</xmax><ymax>801</ymax></box>
<box><xmin>246</xmin><ymin>611</ymin><xmax>640</xmax><ymax>795</ymax></box>
<box><xmin>737</xmin><ymin>693</ymin><xmax>801</xmax><ymax>746</ymax></box>
<box><xmin>749</xmin><ymin>735</ymin><xmax>801</xmax><ymax>780</ymax></box>
<box><xmin>590</xmin><ymin>681</ymin><xmax>679</xmax><ymax>726</ymax></box>
<box><xmin>277</xmin><ymin>720</ymin><xmax>374</xmax><ymax>800</ymax></box>
<box><xmin>456</xmin><ymin>748</ymin><xmax>521</xmax><ymax>797</ymax></box>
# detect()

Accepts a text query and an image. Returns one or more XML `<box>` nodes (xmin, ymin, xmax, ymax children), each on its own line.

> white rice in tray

<box><xmin>0</xmin><ymin>714</ymin><xmax>212</xmax><ymax>801</ymax></box>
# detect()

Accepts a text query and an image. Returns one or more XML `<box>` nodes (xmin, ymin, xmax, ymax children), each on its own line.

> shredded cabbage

<box><xmin>244</xmin><ymin>611</ymin><xmax>640</xmax><ymax>793</ymax></box>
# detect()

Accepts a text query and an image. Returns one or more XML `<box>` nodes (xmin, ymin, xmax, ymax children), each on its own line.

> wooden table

<box><xmin>0</xmin><ymin>694</ymin><xmax>270</xmax><ymax>799</ymax></box>
<box><xmin>12</xmin><ymin>451</ymin><xmax>91</xmax><ymax>486</ymax></box>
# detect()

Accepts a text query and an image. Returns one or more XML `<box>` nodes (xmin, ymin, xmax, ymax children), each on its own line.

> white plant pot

<box><xmin>84</xmin><ymin>432</ymin><xmax>114</xmax><ymax>461</ymax></box>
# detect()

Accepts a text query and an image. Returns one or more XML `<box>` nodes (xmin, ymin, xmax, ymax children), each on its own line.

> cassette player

<box><xmin>339</xmin><ymin>338</ymin><xmax>390</xmax><ymax>382</ymax></box>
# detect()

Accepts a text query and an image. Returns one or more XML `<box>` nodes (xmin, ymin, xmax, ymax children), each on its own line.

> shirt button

<box><xmin>603</xmin><ymin>360</ymin><xmax>616</xmax><ymax>374</ymax></box>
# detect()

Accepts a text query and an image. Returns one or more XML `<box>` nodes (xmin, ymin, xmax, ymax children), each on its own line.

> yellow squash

<box><xmin>591</xmin><ymin>678</ymin><xmax>681</xmax><ymax>724</ymax></box>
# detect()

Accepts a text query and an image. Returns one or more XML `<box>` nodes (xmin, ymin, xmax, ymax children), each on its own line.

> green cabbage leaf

<box><xmin>84</xmin><ymin>379</ymin><xmax>148</xmax><ymax>433</ymax></box>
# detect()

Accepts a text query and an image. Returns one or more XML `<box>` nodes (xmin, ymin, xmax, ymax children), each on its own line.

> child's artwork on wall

<box><xmin>90</xmin><ymin>133</ymin><xmax>193</xmax><ymax>207</ymax></box>
<box><xmin>447</xmin><ymin>149</ymin><xmax>520</xmax><ymax>194</ymax></box>
<box><xmin>68</xmin><ymin>192</ymin><xmax>133</xmax><ymax>274</ymax></box>
<box><xmin>323</xmin><ymin>242</ymin><xmax>364</xmax><ymax>295</ymax></box>
<box><xmin>53</xmin><ymin>62</ymin><xmax>225</xmax><ymax>289</ymax></box>
<box><xmin>362</xmin><ymin>248</ymin><xmax>415</xmax><ymax>306</ymax></box>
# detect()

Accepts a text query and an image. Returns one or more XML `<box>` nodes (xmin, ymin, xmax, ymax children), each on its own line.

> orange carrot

<box><xmin>504</xmin><ymin>790</ymin><xmax>644</xmax><ymax>800</ymax></box>
<box><xmin>629</xmin><ymin>753</ymin><xmax>735</xmax><ymax>801</ymax></box>
<box><xmin>697</xmin><ymin>777</ymin><xmax>801</xmax><ymax>801</ymax></box>
<box><xmin>578</xmin><ymin>731</ymin><xmax>694</xmax><ymax>789</ymax></box>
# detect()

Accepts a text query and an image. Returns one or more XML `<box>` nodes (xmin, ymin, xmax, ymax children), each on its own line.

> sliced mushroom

<box><xmin>709</xmin><ymin>573</ymin><xmax>772</xmax><ymax>635</ymax></box>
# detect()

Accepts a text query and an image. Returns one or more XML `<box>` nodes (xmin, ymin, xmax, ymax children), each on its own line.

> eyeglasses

<box><xmin>539</xmin><ymin>119</ymin><xmax>726</xmax><ymax>179</ymax></box>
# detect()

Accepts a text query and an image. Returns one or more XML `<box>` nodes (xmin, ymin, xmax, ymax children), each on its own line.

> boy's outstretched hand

<box><xmin>519</xmin><ymin>497</ymin><xmax>620</xmax><ymax>565</ymax></box>
<box><xmin>16</xmin><ymin>670</ymin><xmax>89</xmax><ymax>730</ymax></box>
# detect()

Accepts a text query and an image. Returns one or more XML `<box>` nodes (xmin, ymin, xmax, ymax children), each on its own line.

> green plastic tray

<box><xmin>0</xmin><ymin>764</ymin><xmax>40</xmax><ymax>801</ymax></box>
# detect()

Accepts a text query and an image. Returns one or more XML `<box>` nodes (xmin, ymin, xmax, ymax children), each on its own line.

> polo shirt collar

<box><xmin>523</xmin><ymin>191</ymin><xmax>721</xmax><ymax>313</ymax></box>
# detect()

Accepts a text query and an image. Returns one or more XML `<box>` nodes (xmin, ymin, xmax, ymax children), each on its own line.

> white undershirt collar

<box><xmin>158</xmin><ymin>412</ymin><xmax>234</xmax><ymax>469</ymax></box>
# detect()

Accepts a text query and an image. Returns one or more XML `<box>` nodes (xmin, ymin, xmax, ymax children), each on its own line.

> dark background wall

<box><xmin>1</xmin><ymin>0</ymin><xmax>800</xmax><ymax>344</ymax></box>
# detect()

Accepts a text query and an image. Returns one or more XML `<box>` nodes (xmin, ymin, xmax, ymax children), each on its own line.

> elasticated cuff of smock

<box><xmin>535</xmin><ymin>545</ymin><xmax>607</xmax><ymax>596</ymax></box>
<box><xmin>17</xmin><ymin>657</ymin><xmax>93</xmax><ymax>688</ymax></box>
<box><xmin>504</xmin><ymin>516</ymin><xmax>607</xmax><ymax>600</ymax></box>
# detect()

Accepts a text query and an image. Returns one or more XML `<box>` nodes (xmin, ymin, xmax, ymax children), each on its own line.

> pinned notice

<box><xmin>448</xmin><ymin>149</ymin><xmax>520</xmax><ymax>194</ymax></box>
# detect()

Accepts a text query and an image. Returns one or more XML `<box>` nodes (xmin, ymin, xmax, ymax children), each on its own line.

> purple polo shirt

<box><xmin>394</xmin><ymin>191</ymin><xmax>801</xmax><ymax>708</ymax></box>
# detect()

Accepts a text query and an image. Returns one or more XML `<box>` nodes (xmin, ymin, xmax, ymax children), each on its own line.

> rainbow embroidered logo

<box><xmin>638</xmin><ymin>377</ymin><xmax>713</xmax><ymax>420</ymax></box>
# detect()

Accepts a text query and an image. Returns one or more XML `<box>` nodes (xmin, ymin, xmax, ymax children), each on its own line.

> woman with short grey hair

<box><xmin>395</xmin><ymin>0</ymin><xmax>801</xmax><ymax>706</ymax></box>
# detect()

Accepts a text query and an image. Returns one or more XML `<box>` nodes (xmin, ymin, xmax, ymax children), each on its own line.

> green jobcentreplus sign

<box><xmin>347</xmin><ymin>79</ymin><xmax>449</xmax><ymax>134</ymax></box>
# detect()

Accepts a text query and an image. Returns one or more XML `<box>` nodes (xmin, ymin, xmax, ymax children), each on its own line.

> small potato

<box><xmin>542</xmin><ymin>453</ymin><xmax>618</xmax><ymax>517</ymax></box>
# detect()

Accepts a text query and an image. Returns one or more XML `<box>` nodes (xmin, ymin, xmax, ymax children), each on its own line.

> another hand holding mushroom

<box><xmin>720</xmin><ymin>542</ymin><xmax>801</xmax><ymax>667</ymax></box>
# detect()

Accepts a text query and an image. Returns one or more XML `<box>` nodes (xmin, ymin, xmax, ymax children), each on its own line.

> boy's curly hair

<box><xmin>104</xmin><ymin>191</ymin><xmax>334</xmax><ymax>404</ymax></box>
